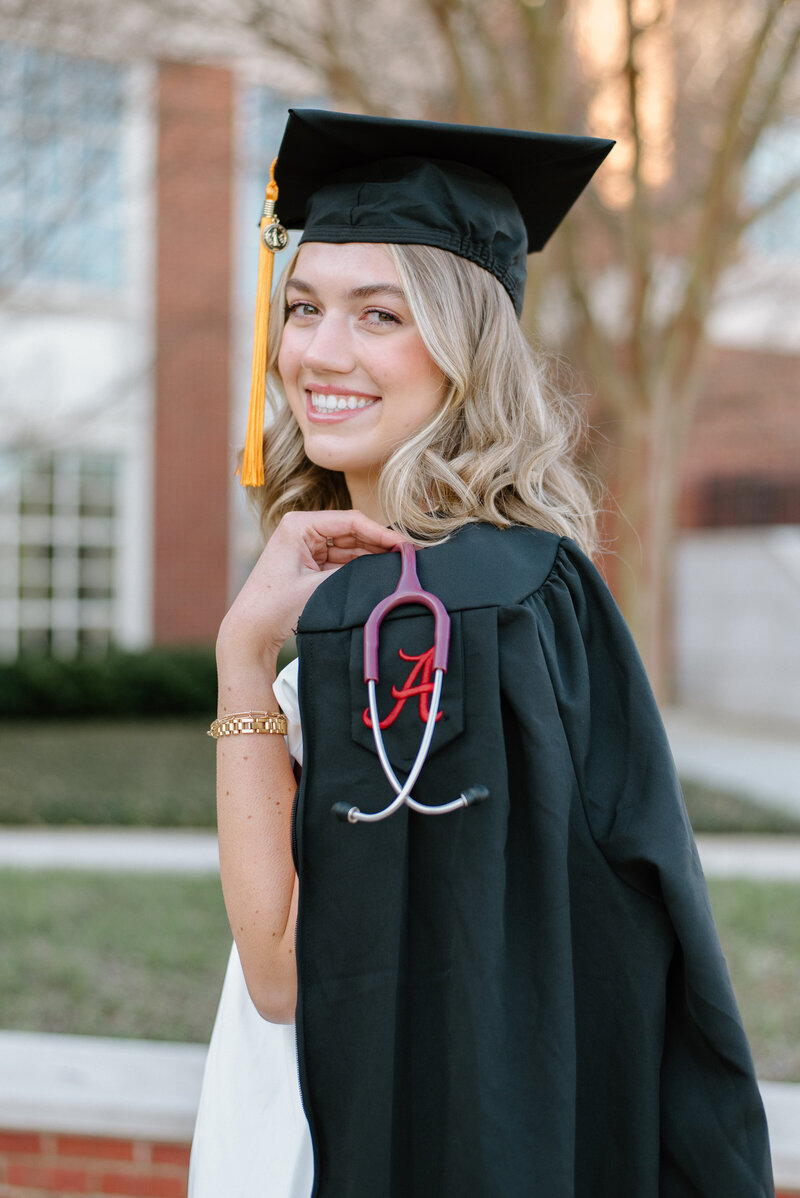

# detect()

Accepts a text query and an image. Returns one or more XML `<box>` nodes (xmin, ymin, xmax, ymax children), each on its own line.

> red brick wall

<box><xmin>153</xmin><ymin>61</ymin><xmax>234</xmax><ymax>645</ymax></box>
<box><xmin>0</xmin><ymin>1130</ymin><xmax>190</xmax><ymax>1197</ymax></box>
<box><xmin>679</xmin><ymin>345</ymin><xmax>800</xmax><ymax>529</ymax></box>
<box><xmin>1</xmin><ymin>1128</ymin><xmax>795</xmax><ymax>1198</ymax></box>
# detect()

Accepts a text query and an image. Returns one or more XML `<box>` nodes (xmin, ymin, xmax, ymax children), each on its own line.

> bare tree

<box><xmin>149</xmin><ymin>0</ymin><xmax>798</xmax><ymax>695</ymax></box>
<box><xmin>557</xmin><ymin>0</ymin><xmax>800</xmax><ymax>697</ymax></box>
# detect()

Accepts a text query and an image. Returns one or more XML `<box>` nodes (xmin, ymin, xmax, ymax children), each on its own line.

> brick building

<box><xmin>0</xmin><ymin>32</ymin><xmax>797</xmax><ymax>719</ymax></box>
<box><xmin>0</xmin><ymin>39</ymin><xmax>291</xmax><ymax>660</ymax></box>
<box><xmin>675</xmin><ymin>275</ymin><xmax>800</xmax><ymax>724</ymax></box>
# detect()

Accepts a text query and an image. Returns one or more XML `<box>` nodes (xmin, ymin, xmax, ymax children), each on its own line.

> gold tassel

<box><xmin>240</xmin><ymin>158</ymin><xmax>288</xmax><ymax>487</ymax></box>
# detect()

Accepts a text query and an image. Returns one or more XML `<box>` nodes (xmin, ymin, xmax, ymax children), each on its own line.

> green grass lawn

<box><xmin>707</xmin><ymin>878</ymin><xmax>800</xmax><ymax>1083</ymax></box>
<box><xmin>0</xmin><ymin>868</ymin><xmax>797</xmax><ymax>1081</ymax></box>
<box><xmin>0</xmin><ymin>719</ymin><xmax>217</xmax><ymax>826</ymax></box>
<box><xmin>1</xmin><ymin>721</ymin><xmax>797</xmax><ymax>1074</ymax></box>
<box><xmin>0</xmin><ymin>870</ymin><xmax>232</xmax><ymax>1043</ymax></box>
<box><xmin>2</xmin><ymin>718</ymin><xmax>800</xmax><ymax>833</ymax></box>
<box><xmin>682</xmin><ymin>779</ymin><xmax>800</xmax><ymax>835</ymax></box>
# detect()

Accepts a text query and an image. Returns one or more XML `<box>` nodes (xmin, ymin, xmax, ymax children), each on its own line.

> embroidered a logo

<box><xmin>363</xmin><ymin>647</ymin><xmax>443</xmax><ymax>729</ymax></box>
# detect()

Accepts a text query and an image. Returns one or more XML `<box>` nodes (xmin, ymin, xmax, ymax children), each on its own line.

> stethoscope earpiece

<box><xmin>331</xmin><ymin>802</ymin><xmax>361</xmax><ymax>823</ymax></box>
<box><xmin>460</xmin><ymin>786</ymin><xmax>489</xmax><ymax>807</ymax></box>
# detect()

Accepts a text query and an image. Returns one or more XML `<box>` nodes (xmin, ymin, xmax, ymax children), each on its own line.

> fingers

<box><xmin>308</xmin><ymin>510</ymin><xmax>404</xmax><ymax>550</ymax></box>
<box><xmin>324</xmin><ymin>546</ymin><xmax>374</xmax><ymax>565</ymax></box>
<box><xmin>279</xmin><ymin>510</ymin><xmax>405</xmax><ymax>561</ymax></box>
<box><xmin>221</xmin><ymin>510</ymin><xmax>405</xmax><ymax>663</ymax></box>
<box><xmin>267</xmin><ymin>510</ymin><xmax>407</xmax><ymax>579</ymax></box>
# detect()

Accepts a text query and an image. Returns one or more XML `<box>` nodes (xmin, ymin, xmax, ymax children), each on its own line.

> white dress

<box><xmin>188</xmin><ymin>659</ymin><xmax>314</xmax><ymax>1198</ymax></box>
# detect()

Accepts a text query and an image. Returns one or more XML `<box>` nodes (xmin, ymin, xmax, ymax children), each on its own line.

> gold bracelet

<box><xmin>207</xmin><ymin>711</ymin><xmax>288</xmax><ymax>739</ymax></box>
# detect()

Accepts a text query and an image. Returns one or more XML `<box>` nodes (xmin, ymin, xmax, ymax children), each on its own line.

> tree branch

<box><xmin>661</xmin><ymin>0</ymin><xmax>789</xmax><ymax>401</ymax></box>
<box><xmin>237</xmin><ymin>1</ymin><xmax>329</xmax><ymax>79</ymax></box>
<box><xmin>737</xmin><ymin>12</ymin><xmax>800</xmax><ymax>164</ymax></box>
<box><xmin>559</xmin><ymin>219</ymin><xmax>638</xmax><ymax>419</ymax></box>
<box><xmin>516</xmin><ymin>0</ymin><xmax>569</xmax><ymax>132</ymax></box>
<box><xmin>622</xmin><ymin>0</ymin><xmax>656</xmax><ymax>396</ymax></box>
<box><xmin>699</xmin><ymin>0</ymin><xmax>786</xmax><ymax>214</ymax></box>
<box><xmin>463</xmin><ymin>0</ymin><xmax>526</xmax><ymax>127</ymax></box>
<box><xmin>739</xmin><ymin>170</ymin><xmax>800</xmax><ymax>232</ymax></box>
<box><xmin>418</xmin><ymin>0</ymin><xmax>482</xmax><ymax>122</ymax></box>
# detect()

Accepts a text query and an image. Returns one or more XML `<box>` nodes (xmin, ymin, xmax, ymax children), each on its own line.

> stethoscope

<box><xmin>332</xmin><ymin>542</ymin><xmax>489</xmax><ymax>824</ymax></box>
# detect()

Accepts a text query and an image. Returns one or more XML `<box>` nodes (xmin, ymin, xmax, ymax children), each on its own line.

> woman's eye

<box><xmin>286</xmin><ymin>301</ymin><xmax>318</xmax><ymax>319</ymax></box>
<box><xmin>364</xmin><ymin>309</ymin><xmax>400</xmax><ymax>326</ymax></box>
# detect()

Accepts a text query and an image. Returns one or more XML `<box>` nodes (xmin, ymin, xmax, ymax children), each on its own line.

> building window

<box><xmin>0</xmin><ymin>451</ymin><xmax>120</xmax><ymax>658</ymax></box>
<box><xmin>699</xmin><ymin>475</ymin><xmax>800</xmax><ymax>528</ymax></box>
<box><xmin>0</xmin><ymin>42</ymin><xmax>127</xmax><ymax>289</ymax></box>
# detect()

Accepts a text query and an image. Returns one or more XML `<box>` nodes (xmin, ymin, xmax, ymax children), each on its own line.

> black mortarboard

<box><xmin>276</xmin><ymin>109</ymin><xmax>614</xmax><ymax>316</ymax></box>
<box><xmin>240</xmin><ymin>109</ymin><xmax>613</xmax><ymax>486</ymax></box>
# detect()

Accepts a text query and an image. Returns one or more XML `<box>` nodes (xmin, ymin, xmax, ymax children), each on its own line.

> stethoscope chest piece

<box><xmin>332</xmin><ymin>542</ymin><xmax>488</xmax><ymax>824</ymax></box>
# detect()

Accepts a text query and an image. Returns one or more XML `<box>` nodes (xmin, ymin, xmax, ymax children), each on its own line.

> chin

<box><xmin>303</xmin><ymin>443</ymin><xmax>368</xmax><ymax>476</ymax></box>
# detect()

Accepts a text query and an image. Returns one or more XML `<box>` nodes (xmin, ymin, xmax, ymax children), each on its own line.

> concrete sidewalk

<box><xmin>1</xmin><ymin>826</ymin><xmax>800</xmax><ymax>880</ymax></box>
<box><xmin>0</xmin><ymin>827</ymin><xmax>220</xmax><ymax>874</ymax></box>
<box><xmin>695</xmin><ymin>835</ymin><xmax>800</xmax><ymax>880</ymax></box>
<box><xmin>663</xmin><ymin>706</ymin><xmax>800</xmax><ymax>816</ymax></box>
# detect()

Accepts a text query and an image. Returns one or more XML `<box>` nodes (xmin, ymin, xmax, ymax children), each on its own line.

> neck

<box><xmin>345</xmin><ymin>473</ymin><xmax>386</xmax><ymax>525</ymax></box>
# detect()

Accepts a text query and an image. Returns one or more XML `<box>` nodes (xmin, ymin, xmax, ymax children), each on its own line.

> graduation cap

<box><xmin>241</xmin><ymin>109</ymin><xmax>613</xmax><ymax>486</ymax></box>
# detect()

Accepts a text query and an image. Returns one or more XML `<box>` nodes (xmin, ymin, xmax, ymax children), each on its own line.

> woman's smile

<box><xmin>305</xmin><ymin>385</ymin><xmax>381</xmax><ymax>420</ymax></box>
<box><xmin>278</xmin><ymin>242</ymin><xmax>447</xmax><ymax>517</ymax></box>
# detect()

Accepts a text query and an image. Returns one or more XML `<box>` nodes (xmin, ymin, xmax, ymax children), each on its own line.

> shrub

<box><xmin>0</xmin><ymin>641</ymin><xmax>298</xmax><ymax>719</ymax></box>
<box><xmin>0</xmin><ymin>647</ymin><xmax>218</xmax><ymax>718</ymax></box>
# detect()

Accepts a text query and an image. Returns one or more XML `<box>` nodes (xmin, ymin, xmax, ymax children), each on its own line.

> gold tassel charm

<box><xmin>240</xmin><ymin>158</ymin><xmax>289</xmax><ymax>487</ymax></box>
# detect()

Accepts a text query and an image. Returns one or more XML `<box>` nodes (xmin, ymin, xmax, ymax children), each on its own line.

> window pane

<box><xmin>0</xmin><ymin>548</ymin><xmax>17</xmax><ymax>596</ymax></box>
<box><xmin>19</xmin><ymin>626</ymin><xmax>51</xmax><ymax>654</ymax></box>
<box><xmin>20</xmin><ymin>460</ymin><xmax>52</xmax><ymax>516</ymax></box>
<box><xmin>78</xmin><ymin>626</ymin><xmax>110</xmax><ymax>654</ymax></box>
<box><xmin>0</xmin><ymin>451</ymin><xmax>120</xmax><ymax>658</ymax></box>
<box><xmin>0</xmin><ymin>42</ymin><xmax>127</xmax><ymax>289</ymax></box>
<box><xmin>79</xmin><ymin>470</ymin><xmax>115</xmax><ymax>517</ymax></box>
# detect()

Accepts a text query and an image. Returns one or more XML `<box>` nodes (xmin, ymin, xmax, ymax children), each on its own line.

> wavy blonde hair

<box><xmin>252</xmin><ymin>243</ymin><xmax>597</xmax><ymax>555</ymax></box>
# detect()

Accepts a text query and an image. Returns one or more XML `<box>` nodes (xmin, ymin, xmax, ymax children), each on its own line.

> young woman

<box><xmin>189</xmin><ymin>110</ymin><xmax>772</xmax><ymax>1197</ymax></box>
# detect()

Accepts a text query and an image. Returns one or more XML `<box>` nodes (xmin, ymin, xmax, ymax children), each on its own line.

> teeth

<box><xmin>309</xmin><ymin>392</ymin><xmax>377</xmax><ymax>413</ymax></box>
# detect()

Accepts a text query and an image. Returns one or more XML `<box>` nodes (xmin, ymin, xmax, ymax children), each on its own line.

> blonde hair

<box><xmin>252</xmin><ymin>243</ymin><xmax>597</xmax><ymax>555</ymax></box>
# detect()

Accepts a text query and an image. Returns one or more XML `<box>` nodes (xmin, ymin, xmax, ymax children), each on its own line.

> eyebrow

<box><xmin>286</xmin><ymin>277</ymin><xmax>406</xmax><ymax>302</ymax></box>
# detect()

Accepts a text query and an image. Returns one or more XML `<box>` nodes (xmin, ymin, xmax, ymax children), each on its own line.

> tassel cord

<box><xmin>241</xmin><ymin>161</ymin><xmax>284</xmax><ymax>487</ymax></box>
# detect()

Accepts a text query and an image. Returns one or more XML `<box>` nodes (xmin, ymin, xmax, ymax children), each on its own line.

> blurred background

<box><xmin>0</xmin><ymin>0</ymin><xmax>797</xmax><ymax>710</ymax></box>
<box><xmin>0</xmin><ymin>1</ymin><xmax>798</xmax><ymax>1193</ymax></box>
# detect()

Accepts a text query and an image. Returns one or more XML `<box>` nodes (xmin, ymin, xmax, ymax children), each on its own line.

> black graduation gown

<box><xmin>292</xmin><ymin>524</ymin><xmax>773</xmax><ymax>1197</ymax></box>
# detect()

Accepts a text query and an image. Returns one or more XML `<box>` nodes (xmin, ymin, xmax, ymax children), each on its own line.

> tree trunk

<box><xmin>607</xmin><ymin>388</ymin><xmax>680</xmax><ymax>704</ymax></box>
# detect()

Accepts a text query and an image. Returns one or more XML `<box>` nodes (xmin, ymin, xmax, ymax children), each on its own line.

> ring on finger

<box><xmin>326</xmin><ymin>536</ymin><xmax>334</xmax><ymax>548</ymax></box>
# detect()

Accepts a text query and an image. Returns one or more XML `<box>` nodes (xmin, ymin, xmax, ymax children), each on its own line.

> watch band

<box><xmin>207</xmin><ymin>711</ymin><xmax>288</xmax><ymax>739</ymax></box>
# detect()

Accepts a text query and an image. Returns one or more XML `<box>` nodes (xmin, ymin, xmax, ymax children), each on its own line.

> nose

<box><xmin>301</xmin><ymin>312</ymin><xmax>356</xmax><ymax>374</ymax></box>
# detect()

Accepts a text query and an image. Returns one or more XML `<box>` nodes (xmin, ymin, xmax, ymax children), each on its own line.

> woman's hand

<box><xmin>217</xmin><ymin>510</ymin><xmax>404</xmax><ymax>677</ymax></box>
